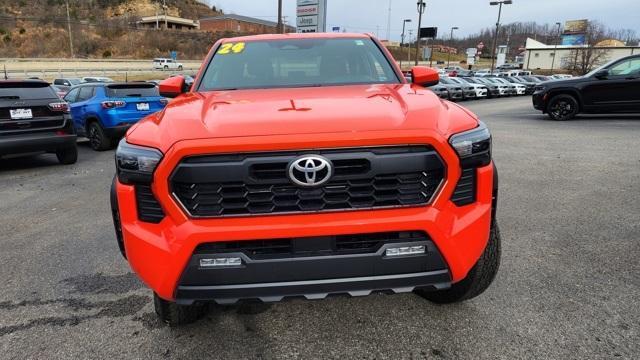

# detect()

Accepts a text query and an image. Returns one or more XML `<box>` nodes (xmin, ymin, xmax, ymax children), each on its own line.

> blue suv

<box><xmin>64</xmin><ymin>82</ymin><xmax>167</xmax><ymax>150</ymax></box>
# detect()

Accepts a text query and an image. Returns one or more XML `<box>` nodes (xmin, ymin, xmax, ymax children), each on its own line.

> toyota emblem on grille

<box><xmin>288</xmin><ymin>155</ymin><xmax>333</xmax><ymax>187</ymax></box>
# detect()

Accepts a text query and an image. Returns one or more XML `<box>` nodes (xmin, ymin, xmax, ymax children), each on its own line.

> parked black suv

<box><xmin>533</xmin><ymin>54</ymin><xmax>640</xmax><ymax>120</ymax></box>
<box><xmin>0</xmin><ymin>80</ymin><xmax>77</xmax><ymax>164</ymax></box>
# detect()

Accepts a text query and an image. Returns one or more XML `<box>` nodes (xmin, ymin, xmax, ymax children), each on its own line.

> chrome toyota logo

<box><xmin>288</xmin><ymin>155</ymin><xmax>333</xmax><ymax>187</ymax></box>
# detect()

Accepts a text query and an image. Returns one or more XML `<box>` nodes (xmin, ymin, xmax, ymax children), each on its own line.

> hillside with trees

<box><xmin>0</xmin><ymin>0</ymin><xmax>223</xmax><ymax>59</ymax></box>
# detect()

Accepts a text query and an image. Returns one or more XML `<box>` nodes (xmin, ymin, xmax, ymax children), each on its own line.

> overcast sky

<box><xmin>204</xmin><ymin>0</ymin><xmax>640</xmax><ymax>43</ymax></box>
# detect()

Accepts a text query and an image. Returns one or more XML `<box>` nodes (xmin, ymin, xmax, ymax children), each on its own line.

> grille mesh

<box><xmin>171</xmin><ymin>147</ymin><xmax>445</xmax><ymax>218</ymax></box>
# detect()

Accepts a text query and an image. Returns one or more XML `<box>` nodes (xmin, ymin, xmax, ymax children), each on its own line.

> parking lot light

<box><xmin>489</xmin><ymin>0</ymin><xmax>513</xmax><ymax>73</ymax></box>
<box><xmin>448</xmin><ymin>27</ymin><xmax>459</xmax><ymax>67</ymax></box>
<box><xmin>415</xmin><ymin>0</ymin><xmax>426</xmax><ymax>66</ymax></box>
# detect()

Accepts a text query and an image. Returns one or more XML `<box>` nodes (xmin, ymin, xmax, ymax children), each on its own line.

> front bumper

<box><xmin>532</xmin><ymin>91</ymin><xmax>546</xmax><ymax>111</ymax></box>
<box><xmin>463</xmin><ymin>89</ymin><xmax>476</xmax><ymax>99</ymax></box>
<box><xmin>113</xmin><ymin>131</ymin><xmax>495</xmax><ymax>302</ymax></box>
<box><xmin>449</xmin><ymin>91</ymin><xmax>464</xmax><ymax>100</ymax></box>
<box><xmin>176</xmin><ymin>234</ymin><xmax>451</xmax><ymax>304</ymax></box>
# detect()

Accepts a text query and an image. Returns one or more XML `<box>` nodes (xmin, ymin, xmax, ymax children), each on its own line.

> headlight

<box><xmin>115</xmin><ymin>139</ymin><xmax>163</xmax><ymax>184</ymax></box>
<box><xmin>449</xmin><ymin>121</ymin><xmax>491</xmax><ymax>167</ymax></box>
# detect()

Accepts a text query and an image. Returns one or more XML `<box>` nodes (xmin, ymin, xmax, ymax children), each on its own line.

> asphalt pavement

<box><xmin>1</xmin><ymin>97</ymin><xmax>639</xmax><ymax>359</ymax></box>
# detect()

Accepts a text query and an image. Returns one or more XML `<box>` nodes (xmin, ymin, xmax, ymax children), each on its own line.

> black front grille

<box><xmin>171</xmin><ymin>147</ymin><xmax>445</xmax><ymax>217</ymax></box>
<box><xmin>194</xmin><ymin>231</ymin><xmax>429</xmax><ymax>259</ymax></box>
<box><xmin>135</xmin><ymin>185</ymin><xmax>165</xmax><ymax>223</ymax></box>
<box><xmin>451</xmin><ymin>168</ymin><xmax>476</xmax><ymax>206</ymax></box>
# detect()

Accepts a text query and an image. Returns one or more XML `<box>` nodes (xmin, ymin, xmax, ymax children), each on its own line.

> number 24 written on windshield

<box><xmin>218</xmin><ymin>42</ymin><xmax>246</xmax><ymax>55</ymax></box>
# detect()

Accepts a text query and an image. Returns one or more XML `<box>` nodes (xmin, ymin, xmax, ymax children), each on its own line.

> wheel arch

<box><xmin>84</xmin><ymin>115</ymin><xmax>104</xmax><ymax>132</ymax></box>
<box><xmin>546</xmin><ymin>89</ymin><xmax>584</xmax><ymax>111</ymax></box>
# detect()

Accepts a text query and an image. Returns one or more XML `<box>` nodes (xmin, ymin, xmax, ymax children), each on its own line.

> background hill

<box><xmin>0</xmin><ymin>0</ymin><xmax>222</xmax><ymax>59</ymax></box>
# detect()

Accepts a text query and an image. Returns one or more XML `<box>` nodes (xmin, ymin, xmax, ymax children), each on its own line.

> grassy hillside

<box><xmin>0</xmin><ymin>0</ymin><xmax>222</xmax><ymax>59</ymax></box>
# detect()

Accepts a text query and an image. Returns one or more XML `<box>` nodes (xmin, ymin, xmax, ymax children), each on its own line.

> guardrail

<box><xmin>3</xmin><ymin>67</ymin><xmax>201</xmax><ymax>79</ymax></box>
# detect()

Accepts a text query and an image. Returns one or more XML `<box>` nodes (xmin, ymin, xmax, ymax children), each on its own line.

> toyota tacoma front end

<box><xmin>111</xmin><ymin>33</ymin><xmax>500</xmax><ymax>326</ymax></box>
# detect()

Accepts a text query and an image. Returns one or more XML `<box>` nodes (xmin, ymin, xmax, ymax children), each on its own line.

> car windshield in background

<box><xmin>199</xmin><ymin>37</ymin><xmax>400</xmax><ymax>91</ymax></box>
<box><xmin>0</xmin><ymin>82</ymin><xmax>57</xmax><ymax>100</ymax></box>
<box><xmin>439</xmin><ymin>77</ymin><xmax>456</xmax><ymax>85</ymax></box>
<box><xmin>106</xmin><ymin>84</ymin><xmax>159</xmax><ymax>98</ymax></box>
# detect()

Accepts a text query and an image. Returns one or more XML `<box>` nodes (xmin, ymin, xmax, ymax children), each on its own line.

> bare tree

<box><xmin>562</xmin><ymin>21</ymin><xmax>610</xmax><ymax>75</ymax></box>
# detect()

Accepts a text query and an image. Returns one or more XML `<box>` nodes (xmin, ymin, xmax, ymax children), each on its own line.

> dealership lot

<box><xmin>0</xmin><ymin>97</ymin><xmax>639</xmax><ymax>359</ymax></box>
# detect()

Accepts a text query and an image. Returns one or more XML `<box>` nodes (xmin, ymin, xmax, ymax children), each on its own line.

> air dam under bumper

<box><xmin>176</xmin><ymin>236</ymin><xmax>451</xmax><ymax>305</ymax></box>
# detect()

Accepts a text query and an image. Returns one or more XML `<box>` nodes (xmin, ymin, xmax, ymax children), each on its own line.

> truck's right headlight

<box><xmin>115</xmin><ymin>139</ymin><xmax>163</xmax><ymax>185</ymax></box>
<box><xmin>449</xmin><ymin>121</ymin><xmax>491</xmax><ymax>167</ymax></box>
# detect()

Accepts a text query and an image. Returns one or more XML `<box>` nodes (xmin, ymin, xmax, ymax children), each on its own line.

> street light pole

<box><xmin>407</xmin><ymin>30</ymin><xmax>413</xmax><ymax>63</ymax></box>
<box><xmin>277</xmin><ymin>0</ymin><xmax>283</xmax><ymax>34</ymax></box>
<box><xmin>550</xmin><ymin>22</ymin><xmax>562</xmax><ymax>74</ymax></box>
<box><xmin>401</xmin><ymin>19</ymin><xmax>412</xmax><ymax>47</ymax></box>
<box><xmin>415</xmin><ymin>0</ymin><xmax>426</xmax><ymax>66</ymax></box>
<box><xmin>447</xmin><ymin>26</ymin><xmax>458</xmax><ymax>67</ymax></box>
<box><xmin>489</xmin><ymin>0</ymin><xmax>512</xmax><ymax>73</ymax></box>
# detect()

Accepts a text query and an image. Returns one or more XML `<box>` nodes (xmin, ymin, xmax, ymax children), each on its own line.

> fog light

<box><xmin>385</xmin><ymin>245</ymin><xmax>426</xmax><ymax>257</ymax></box>
<box><xmin>200</xmin><ymin>257</ymin><xmax>242</xmax><ymax>267</ymax></box>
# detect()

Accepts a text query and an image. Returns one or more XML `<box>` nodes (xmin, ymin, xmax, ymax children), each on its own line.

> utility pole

<box><xmin>65</xmin><ymin>0</ymin><xmax>74</xmax><ymax>58</ymax></box>
<box><xmin>415</xmin><ymin>0</ymin><xmax>426</xmax><ymax>66</ymax></box>
<box><xmin>277</xmin><ymin>0</ymin><xmax>283</xmax><ymax>34</ymax></box>
<box><xmin>447</xmin><ymin>26</ymin><xmax>458</xmax><ymax>67</ymax></box>
<box><xmin>407</xmin><ymin>30</ymin><xmax>413</xmax><ymax>63</ymax></box>
<box><xmin>489</xmin><ymin>0</ymin><xmax>512</xmax><ymax>73</ymax></box>
<box><xmin>550</xmin><ymin>22</ymin><xmax>562</xmax><ymax>74</ymax></box>
<box><xmin>155</xmin><ymin>1</ymin><xmax>159</xmax><ymax>29</ymax></box>
<box><xmin>386</xmin><ymin>0</ymin><xmax>392</xmax><ymax>41</ymax></box>
<box><xmin>163</xmin><ymin>0</ymin><xmax>168</xmax><ymax>29</ymax></box>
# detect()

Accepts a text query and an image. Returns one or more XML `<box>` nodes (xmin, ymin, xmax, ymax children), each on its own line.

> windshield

<box><xmin>439</xmin><ymin>77</ymin><xmax>456</xmax><ymax>85</ymax></box>
<box><xmin>0</xmin><ymin>82</ymin><xmax>57</xmax><ymax>100</ymax></box>
<box><xmin>198</xmin><ymin>37</ymin><xmax>399</xmax><ymax>91</ymax></box>
<box><xmin>106</xmin><ymin>84</ymin><xmax>159</xmax><ymax>98</ymax></box>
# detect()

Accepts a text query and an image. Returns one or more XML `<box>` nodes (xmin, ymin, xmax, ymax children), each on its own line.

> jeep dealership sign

<box><xmin>297</xmin><ymin>0</ymin><xmax>327</xmax><ymax>33</ymax></box>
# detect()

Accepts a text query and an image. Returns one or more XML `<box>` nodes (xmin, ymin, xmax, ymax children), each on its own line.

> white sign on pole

<box><xmin>297</xmin><ymin>0</ymin><xmax>326</xmax><ymax>33</ymax></box>
<box><xmin>466</xmin><ymin>48</ymin><xmax>478</xmax><ymax>56</ymax></box>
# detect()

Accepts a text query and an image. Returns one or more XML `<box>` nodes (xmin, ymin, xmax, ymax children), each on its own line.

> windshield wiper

<box><xmin>0</xmin><ymin>96</ymin><xmax>20</xmax><ymax>100</ymax></box>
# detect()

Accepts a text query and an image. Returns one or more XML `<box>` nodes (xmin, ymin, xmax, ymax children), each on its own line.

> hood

<box><xmin>541</xmin><ymin>76</ymin><xmax>586</xmax><ymax>87</ymax></box>
<box><xmin>127</xmin><ymin>84</ymin><xmax>477</xmax><ymax>152</ymax></box>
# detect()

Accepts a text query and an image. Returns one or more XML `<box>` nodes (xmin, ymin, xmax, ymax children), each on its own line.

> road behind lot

<box><xmin>1</xmin><ymin>97</ymin><xmax>639</xmax><ymax>359</ymax></box>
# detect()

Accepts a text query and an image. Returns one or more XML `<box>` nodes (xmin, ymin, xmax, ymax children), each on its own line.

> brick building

<box><xmin>199</xmin><ymin>14</ymin><xmax>295</xmax><ymax>34</ymax></box>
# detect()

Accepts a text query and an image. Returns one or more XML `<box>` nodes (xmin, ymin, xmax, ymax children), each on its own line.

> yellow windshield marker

<box><xmin>218</xmin><ymin>42</ymin><xmax>246</xmax><ymax>55</ymax></box>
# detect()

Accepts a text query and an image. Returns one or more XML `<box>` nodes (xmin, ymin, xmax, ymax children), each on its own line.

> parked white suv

<box><xmin>153</xmin><ymin>58</ymin><xmax>183</xmax><ymax>71</ymax></box>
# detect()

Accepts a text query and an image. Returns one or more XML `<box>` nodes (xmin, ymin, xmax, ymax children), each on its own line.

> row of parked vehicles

<box><xmin>426</xmin><ymin>74</ymin><xmax>554</xmax><ymax>101</ymax></box>
<box><xmin>0</xmin><ymin>76</ymin><xmax>169</xmax><ymax>165</ymax></box>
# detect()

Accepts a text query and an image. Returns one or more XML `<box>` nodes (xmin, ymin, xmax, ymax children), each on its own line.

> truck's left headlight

<box><xmin>115</xmin><ymin>139</ymin><xmax>163</xmax><ymax>184</ymax></box>
<box><xmin>449</xmin><ymin>121</ymin><xmax>491</xmax><ymax>167</ymax></box>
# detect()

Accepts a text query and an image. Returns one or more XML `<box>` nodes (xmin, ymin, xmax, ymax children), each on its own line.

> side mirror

<box><xmin>411</xmin><ymin>66</ymin><xmax>439</xmax><ymax>87</ymax></box>
<box><xmin>159</xmin><ymin>75</ymin><xmax>187</xmax><ymax>98</ymax></box>
<box><xmin>594</xmin><ymin>69</ymin><xmax>609</xmax><ymax>79</ymax></box>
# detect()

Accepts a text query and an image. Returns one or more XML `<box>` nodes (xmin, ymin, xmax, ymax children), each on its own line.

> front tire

<box><xmin>56</xmin><ymin>145</ymin><xmax>78</xmax><ymax>164</ymax></box>
<box><xmin>154</xmin><ymin>293</ymin><xmax>208</xmax><ymax>327</ymax></box>
<box><xmin>87</xmin><ymin>121</ymin><xmax>111</xmax><ymax>151</ymax></box>
<box><xmin>415</xmin><ymin>224</ymin><xmax>501</xmax><ymax>304</ymax></box>
<box><xmin>547</xmin><ymin>94</ymin><xmax>579</xmax><ymax>121</ymax></box>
